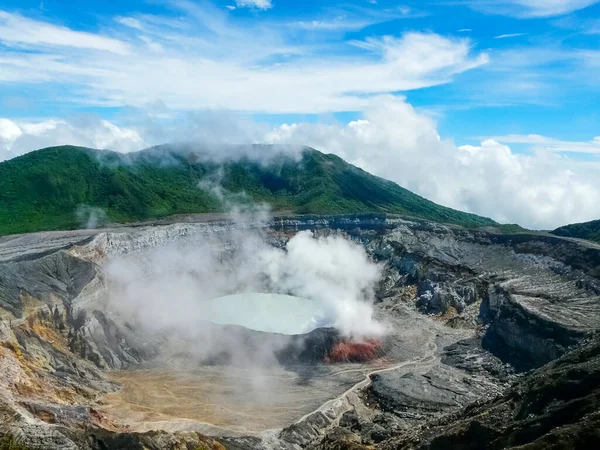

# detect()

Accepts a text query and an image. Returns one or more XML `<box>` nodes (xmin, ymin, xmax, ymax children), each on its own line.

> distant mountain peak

<box><xmin>0</xmin><ymin>144</ymin><xmax>496</xmax><ymax>236</ymax></box>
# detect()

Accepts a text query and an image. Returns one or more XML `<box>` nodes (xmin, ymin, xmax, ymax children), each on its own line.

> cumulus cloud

<box><xmin>265</xmin><ymin>97</ymin><xmax>600</xmax><ymax>229</ymax></box>
<box><xmin>0</xmin><ymin>117</ymin><xmax>145</xmax><ymax>161</ymax></box>
<box><xmin>0</xmin><ymin>118</ymin><xmax>22</xmax><ymax>144</ymax></box>
<box><xmin>2</xmin><ymin>98</ymin><xmax>599</xmax><ymax>229</ymax></box>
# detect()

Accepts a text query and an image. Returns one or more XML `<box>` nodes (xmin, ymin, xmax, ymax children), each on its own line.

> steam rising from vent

<box><xmin>254</xmin><ymin>230</ymin><xmax>384</xmax><ymax>337</ymax></box>
<box><xmin>105</xmin><ymin>222</ymin><xmax>385</xmax><ymax>350</ymax></box>
<box><xmin>76</xmin><ymin>205</ymin><xmax>108</xmax><ymax>229</ymax></box>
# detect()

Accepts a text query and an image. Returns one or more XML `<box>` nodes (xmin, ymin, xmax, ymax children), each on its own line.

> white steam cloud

<box><xmin>104</xmin><ymin>219</ymin><xmax>385</xmax><ymax>364</ymax></box>
<box><xmin>76</xmin><ymin>205</ymin><xmax>108</xmax><ymax>229</ymax></box>
<box><xmin>252</xmin><ymin>230</ymin><xmax>384</xmax><ymax>337</ymax></box>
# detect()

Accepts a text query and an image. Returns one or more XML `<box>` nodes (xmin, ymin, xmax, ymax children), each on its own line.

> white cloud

<box><xmin>0</xmin><ymin>5</ymin><xmax>596</xmax><ymax>230</ymax></box>
<box><xmin>0</xmin><ymin>118</ymin><xmax>22</xmax><ymax>144</ymax></box>
<box><xmin>580</xmin><ymin>50</ymin><xmax>600</xmax><ymax>68</ymax></box>
<box><xmin>490</xmin><ymin>134</ymin><xmax>600</xmax><ymax>154</ymax></box>
<box><xmin>293</xmin><ymin>17</ymin><xmax>369</xmax><ymax>31</ymax></box>
<box><xmin>139</xmin><ymin>35</ymin><xmax>164</xmax><ymax>52</ymax></box>
<box><xmin>469</xmin><ymin>0</ymin><xmax>599</xmax><ymax>18</ymax></box>
<box><xmin>2</xmin><ymin>98</ymin><xmax>599</xmax><ymax>229</ymax></box>
<box><xmin>516</xmin><ymin>0</ymin><xmax>599</xmax><ymax>17</ymax></box>
<box><xmin>290</xmin><ymin>7</ymin><xmax>423</xmax><ymax>33</ymax></box>
<box><xmin>0</xmin><ymin>8</ymin><xmax>488</xmax><ymax>113</ymax></box>
<box><xmin>265</xmin><ymin>97</ymin><xmax>600</xmax><ymax>229</ymax></box>
<box><xmin>0</xmin><ymin>117</ymin><xmax>145</xmax><ymax>161</ymax></box>
<box><xmin>0</xmin><ymin>11</ymin><xmax>130</xmax><ymax>54</ymax></box>
<box><xmin>495</xmin><ymin>32</ymin><xmax>527</xmax><ymax>38</ymax></box>
<box><xmin>235</xmin><ymin>0</ymin><xmax>273</xmax><ymax>10</ymax></box>
<box><xmin>115</xmin><ymin>16</ymin><xmax>143</xmax><ymax>30</ymax></box>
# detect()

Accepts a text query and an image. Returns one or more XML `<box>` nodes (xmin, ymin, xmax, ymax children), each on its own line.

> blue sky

<box><xmin>0</xmin><ymin>0</ymin><xmax>599</xmax><ymax>228</ymax></box>
<box><xmin>0</xmin><ymin>0</ymin><xmax>598</xmax><ymax>142</ymax></box>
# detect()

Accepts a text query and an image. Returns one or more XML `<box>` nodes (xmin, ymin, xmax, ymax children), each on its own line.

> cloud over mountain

<box><xmin>2</xmin><ymin>97</ymin><xmax>599</xmax><ymax>229</ymax></box>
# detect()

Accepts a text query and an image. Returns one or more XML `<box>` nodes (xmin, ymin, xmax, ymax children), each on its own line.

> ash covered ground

<box><xmin>0</xmin><ymin>214</ymin><xmax>599</xmax><ymax>449</ymax></box>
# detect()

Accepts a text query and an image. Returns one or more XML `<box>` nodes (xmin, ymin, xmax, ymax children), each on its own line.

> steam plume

<box><xmin>104</xmin><ymin>214</ymin><xmax>385</xmax><ymax>365</ymax></box>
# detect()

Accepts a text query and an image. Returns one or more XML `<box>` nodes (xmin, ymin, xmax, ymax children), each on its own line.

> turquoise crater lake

<box><xmin>200</xmin><ymin>293</ymin><xmax>332</xmax><ymax>335</ymax></box>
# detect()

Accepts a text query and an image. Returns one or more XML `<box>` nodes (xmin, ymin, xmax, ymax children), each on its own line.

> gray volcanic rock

<box><xmin>371</xmin><ymin>371</ymin><xmax>471</xmax><ymax>416</ymax></box>
<box><xmin>367</xmin><ymin>361</ymin><xmax>498</xmax><ymax>426</ymax></box>
<box><xmin>377</xmin><ymin>335</ymin><xmax>600</xmax><ymax>450</ymax></box>
<box><xmin>0</xmin><ymin>250</ymin><xmax>97</xmax><ymax>318</ymax></box>
<box><xmin>369</xmin><ymin>222</ymin><xmax>600</xmax><ymax>370</ymax></box>
<box><xmin>0</xmin><ymin>214</ymin><xmax>599</xmax><ymax>450</ymax></box>
<box><xmin>312</xmin><ymin>336</ymin><xmax>600</xmax><ymax>450</ymax></box>
<box><xmin>440</xmin><ymin>337</ymin><xmax>513</xmax><ymax>379</ymax></box>
<box><xmin>167</xmin><ymin>324</ymin><xmax>346</xmax><ymax>367</ymax></box>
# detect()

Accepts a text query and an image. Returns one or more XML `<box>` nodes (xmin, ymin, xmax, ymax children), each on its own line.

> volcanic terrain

<box><xmin>0</xmin><ymin>213</ymin><xmax>598</xmax><ymax>449</ymax></box>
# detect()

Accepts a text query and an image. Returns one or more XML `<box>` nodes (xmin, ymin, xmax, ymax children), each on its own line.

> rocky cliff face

<box><xmin>314</xmin><ymin>334</ymin><xmax>600</xmax><ymax>450</ymax></box>
<box><xmin>0</xmin><ymin>214</ymin><xmax>599</xmax><ymax>450</ymax></box>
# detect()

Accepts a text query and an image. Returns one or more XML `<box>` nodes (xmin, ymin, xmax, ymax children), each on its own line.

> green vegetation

<box><xmin>495</xmin><ymin>223</ymin><xmax>528</xmax><ymax>234</ymax></box>
<box><xmin>0</xmin><ymin>145</ymin><xmax>496</xmax><ymax>236</ymax></box>
<box><xmin>552</xmin><ymin>219</ymin><xmax>600</xmax><ymax>243</ymax></box>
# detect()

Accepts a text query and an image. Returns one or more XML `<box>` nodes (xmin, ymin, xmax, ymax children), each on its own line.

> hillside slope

<box><xmin>553</xmin><ymin>219</ymin><xmax>600</xmax><ymax>243</ymax></box>
<box><xmin>0</xmin><ymin>145</ymin><xmax>496</xmax><ymax>235</ymax></box>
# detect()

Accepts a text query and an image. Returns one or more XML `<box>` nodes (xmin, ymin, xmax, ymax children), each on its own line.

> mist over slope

<box><xmin>0</xmin><ymin>144</ymin><xmax>496</xmax><ymax>236</ymax></box>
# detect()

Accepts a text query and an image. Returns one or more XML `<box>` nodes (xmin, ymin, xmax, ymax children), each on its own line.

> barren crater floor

<box><xmin>1</xmin><ymin>215</ymin><xmax>600</xmax><ymax>450</ymax></box>
<box><xmin>100</xmin><ymin>363</ymin><xmax>387</xmax><ymax>434</ymax></box>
